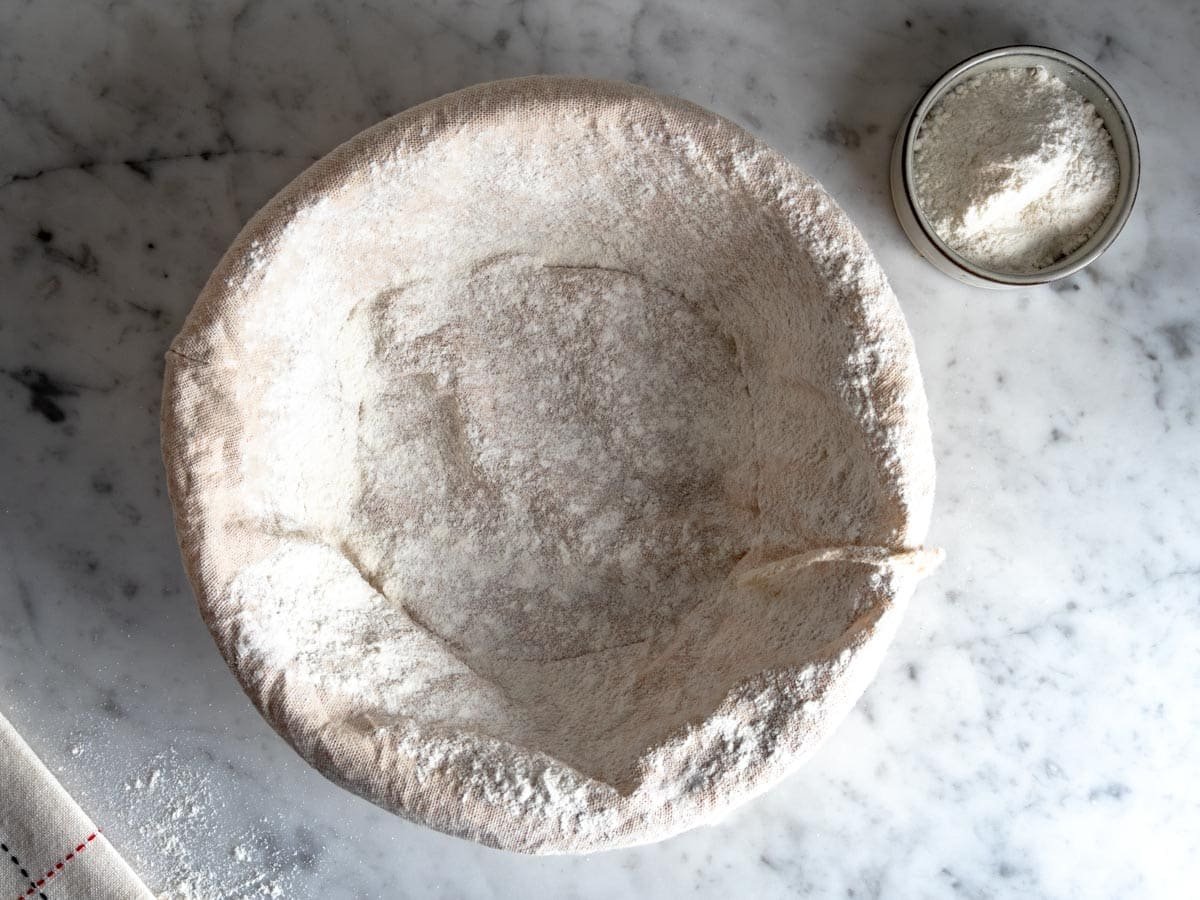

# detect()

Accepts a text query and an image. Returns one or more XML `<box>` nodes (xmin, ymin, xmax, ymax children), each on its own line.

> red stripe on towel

<box><xmin>14</xmin><ymin>831</ymin><xmax>99</xmax><ymax>900</ymax></box>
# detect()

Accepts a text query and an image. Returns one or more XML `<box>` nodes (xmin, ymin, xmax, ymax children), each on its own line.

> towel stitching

<box><xmin>0</xmin><ymin>842</ymin><xmax>45</xmax><ymax>900</ymax></box>
<box><xmin>6</xmin><ymin>832</ymin><xmax>97</xmax><ymax>900</ymax></box>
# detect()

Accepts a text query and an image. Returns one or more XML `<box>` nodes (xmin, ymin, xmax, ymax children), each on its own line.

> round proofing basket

<box><xmin>162</xmin><ymin>76</ymin><xmax>939</xmax><ymax>854</ymax></box>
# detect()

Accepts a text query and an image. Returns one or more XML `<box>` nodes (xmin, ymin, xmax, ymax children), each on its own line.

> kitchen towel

<box><xmin>0</xmin><ymin>709</ymin><xmax>153</xmax><ymax>900</ymax></box>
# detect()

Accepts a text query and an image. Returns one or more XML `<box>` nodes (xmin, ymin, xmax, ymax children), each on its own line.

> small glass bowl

<box><xmin>890</xmin><ymin>45</ymin><xmax>1140</xmax><ymax>290</ymax></box>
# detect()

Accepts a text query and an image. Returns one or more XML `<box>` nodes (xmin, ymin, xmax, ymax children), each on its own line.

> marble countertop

<box><xmin>2</xmin><ymin>0</ymin><xmax>1197</xmax><ymax>897</ymax></box>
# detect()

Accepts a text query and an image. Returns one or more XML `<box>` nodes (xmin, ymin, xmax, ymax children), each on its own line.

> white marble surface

<box><xmin>1</xmin><ymin>0</ymin><xmax>1197</xmax><ymax>897</ymax></box>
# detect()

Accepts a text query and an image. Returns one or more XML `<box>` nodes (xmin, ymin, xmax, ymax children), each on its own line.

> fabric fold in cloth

<box><xmin>0</xmin><ymin>709</ymin><xmax>153</xmax><ymax>900</ymax></box>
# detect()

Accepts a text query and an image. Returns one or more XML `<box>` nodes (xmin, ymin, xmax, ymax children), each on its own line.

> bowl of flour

<box><xmin>890</xmin><ymin>45</ymin><xmax>1139</xmax><ymax>288</ymax></box>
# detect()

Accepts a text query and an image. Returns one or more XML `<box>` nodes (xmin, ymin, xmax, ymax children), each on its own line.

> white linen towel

<box><xmin>0</xmin><ymin>709</ymin><xmax>152</xmax><ymax>900</ymax></box>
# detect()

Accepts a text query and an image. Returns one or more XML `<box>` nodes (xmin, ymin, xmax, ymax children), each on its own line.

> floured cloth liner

<box><xmin>162</xmin><ymin>76</ymin><xmax>940</xmax><ymax>854</ymax></box>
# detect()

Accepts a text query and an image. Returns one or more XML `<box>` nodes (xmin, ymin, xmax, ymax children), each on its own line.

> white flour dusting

<box><xmin>913</xmin><ymin>65</ymin><xmax>1119</xmax><ymax>273</ymax></box>
<box><xmin>111</xmin><ymin>752</ymin><xmax>293</xmax><ymax>899</ymax></box>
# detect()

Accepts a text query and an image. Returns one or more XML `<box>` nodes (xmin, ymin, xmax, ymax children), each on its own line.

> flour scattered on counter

<box><xmin>913</xmin><ymin>65</ymin><xmax>1119</xmax><ymax>273</ymax></box>
<box><xmin>110</xmin><ymin>751</ymin><xmax>296</xmax><ymax>900</ymax></box>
